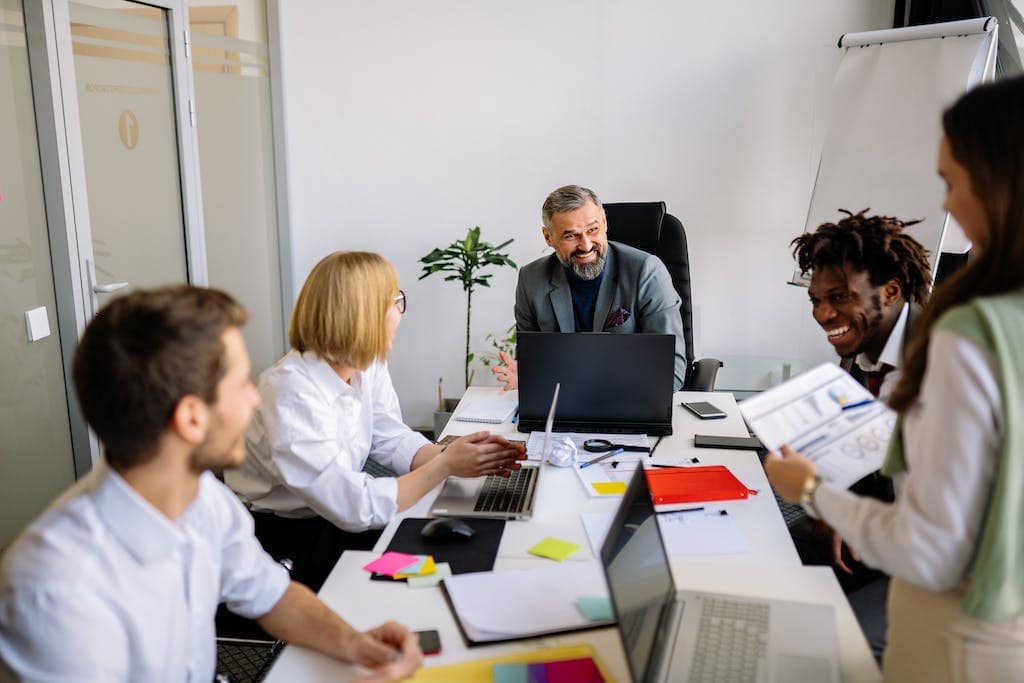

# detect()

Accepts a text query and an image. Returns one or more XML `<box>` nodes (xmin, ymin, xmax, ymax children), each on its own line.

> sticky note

<box><xmin>576</xmin><ymin>596</ymin><xmax>614</xmax><ymax>622</ymax></box>
<box><xmin>407</xmin><ymin>562</ymin><xmax>452</xmax><ymax>588</ymax></box>
<box><xmin>592</xmin><ymin>481</ymin><xmax>627</xmax><ymax>495</ymax></box>
<box><xmin>363</xmin><ymin>551</ymin><xmax>419</xmax><ymax>576</ymax></box>
<box><xmin>492</xmin><ymin>662</ymin><xmax>528</xmax><ymax>683</ymax></box>
<box><xmin>528</xmin><ymin>537</ymin><xmax>580</xmax><ymax>562</ymax></box>
<box><xmin>395</xmin><ymin>555</ymin><xmax>436</xmax><ymax>578</ymax></box>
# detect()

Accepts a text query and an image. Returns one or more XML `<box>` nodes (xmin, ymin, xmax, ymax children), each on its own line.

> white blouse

<box><xmin>816</xmin><ymin>330</ymin><xmax>1002</xmax><ymax>591</ymax></box>
<box><xmin>227</xmin><ymin>351</ymin><xmax>430</xmax><ymax>532</ymax></box>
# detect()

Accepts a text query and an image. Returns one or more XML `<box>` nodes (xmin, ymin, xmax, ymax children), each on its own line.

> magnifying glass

<box><xmin>582</xmin><ymin>438</ymin><xmax>650</xmax><ymax>453</ymax></box>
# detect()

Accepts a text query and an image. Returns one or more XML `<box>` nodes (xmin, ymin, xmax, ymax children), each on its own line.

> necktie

<box><xmin>864</xmin><ymin>364</ymin><xmax>894</xmax><ymax>398</ymax></box>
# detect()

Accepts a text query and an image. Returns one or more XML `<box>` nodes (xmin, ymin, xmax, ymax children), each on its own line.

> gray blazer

<box><xmin>514</xmin><ymin>241</ymin><xmax>687</xmax><ymax>390</ymax></box>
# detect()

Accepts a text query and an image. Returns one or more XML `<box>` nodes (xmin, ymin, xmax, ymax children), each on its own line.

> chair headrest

<box><xmin>602</xmin><ymin>202</ymin><xmax>667</xmax><ymax>254</ymax></box>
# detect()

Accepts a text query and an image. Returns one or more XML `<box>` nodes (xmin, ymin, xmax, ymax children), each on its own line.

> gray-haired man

<box><xmin>492</xmin><ymin>185</ymin><xmax>687</xmax><ymax>390</ymax></box>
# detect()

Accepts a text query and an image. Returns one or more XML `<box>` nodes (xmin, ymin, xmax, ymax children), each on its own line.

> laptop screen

<box><xmin>600</xmin><ymin>468</ymin><xmax>677</xmax><ymax>683</ymax></box>
<box><xmin>517</xmin><ymin>332</ymin><xmax>674</xmax><ymax>433</ymax></box>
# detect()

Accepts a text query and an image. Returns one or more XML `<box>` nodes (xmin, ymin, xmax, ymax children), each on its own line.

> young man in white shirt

<box><xmin>0</xmin><ymin>286</ymin><xmax>421</xmax><ymax>682</ymax></box>
<box><xmin>790</xmin><ymin>210</ymin><xmax>933</xmax><ymax>660</ymax></box>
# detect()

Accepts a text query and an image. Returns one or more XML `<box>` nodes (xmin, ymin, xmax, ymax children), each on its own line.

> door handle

<box><xmin>92</xmin><ymin>282</ymin><xmax>129</xmax><ymax>293</ymax></box>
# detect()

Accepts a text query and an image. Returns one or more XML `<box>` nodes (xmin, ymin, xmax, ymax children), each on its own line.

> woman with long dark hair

<box><xmin>767</xmin><ymin>75</ymin><xmax>1024</xmax><ymax>681</ymax></box>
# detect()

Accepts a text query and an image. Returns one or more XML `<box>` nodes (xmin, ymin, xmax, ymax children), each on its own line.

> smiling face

<box><xmin>543</xmin><ymin>200</ymin><xmax>609</xmax><ymax>280</ymax></box>
<box><xmin>807</xmin><ymin>265</ymin><xmax>903</xmax><ymax>361</ymax></box>
<box><xmin>191</xmin><ymin>327</ymin><xmax>261</xmax><ymax>473</ymax></box>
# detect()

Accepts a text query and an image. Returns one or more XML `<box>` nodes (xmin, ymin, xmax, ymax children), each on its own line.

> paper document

<box><xmin>739</xmin><ymin>362</ymin><xmax>896</xmax><ymax>488</ymax></box>
<box><xmin>453</xmin><ymin>394</ymin><xmax>518</xmax><ymax>424</ymax></box>
<box><xmin>443</xmin><ymin>561</ymin><xmax>612</xmax><ymax>643</ymax></box>
<box><xmin>574</xmin><ymin>460</ymin><xmax>636</xmax><ymax>497</ymax></box>
<box><xmin>524</xmin><ymin>431</ymin><xmax>650</xmax><ymax>462</ymax></box>
<box><xmin>657</xmin><ymin>508</ymin><xmax>750</xmax><ymax>556</ymax></box>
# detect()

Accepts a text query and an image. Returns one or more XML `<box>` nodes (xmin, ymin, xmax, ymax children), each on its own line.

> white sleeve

<box><xmin>213</xmin><ymin>479</ymin><xmax>290</xmax><ymax>619</ymax></box>
<box><xmin>367</xmin><ymin>364</ymin><xmax>429</xmax><ymax>473</ymax></box>
<box><xmin>259</xmin><ymin>375</ymin><xmax>400</xmax><ymax>532</ymax></box>
<box><xmin>816</xmin><ymin>331</ymin><xmax>1001</xmax><ymax>590</ymax></box>
<box><xmin>0</xmin><ymin>582</ymin><xmax>129</xmax><ymax>681</ymax></box>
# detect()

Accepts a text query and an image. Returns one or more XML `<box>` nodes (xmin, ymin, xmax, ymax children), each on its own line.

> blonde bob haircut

<box><xmin>289</xmin><ymin>251</ymin><xmax>399</xmax><ymax>370</ymax></box>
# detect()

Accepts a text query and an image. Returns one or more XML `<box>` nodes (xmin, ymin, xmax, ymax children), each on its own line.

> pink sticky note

<box><xmin>363</xmin><ymin>551</ymin><xmax>420</xmax><ymax>576</ymax></box>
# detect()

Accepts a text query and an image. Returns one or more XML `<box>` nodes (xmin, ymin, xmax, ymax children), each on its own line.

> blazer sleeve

<box><xmin>635</xmin><ymin>255</ymin><xmax>687</xmax><ymax>390</ymax></box>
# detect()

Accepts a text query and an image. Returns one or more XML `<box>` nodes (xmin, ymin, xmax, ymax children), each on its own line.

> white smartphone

<box><xmin>680</xmin><ymin>400</ymin><xmax>727</xmax><ymax>419</ymax></box>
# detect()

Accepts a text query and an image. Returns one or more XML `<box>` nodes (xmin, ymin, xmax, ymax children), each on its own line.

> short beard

<box><xmin>558</xmin><ymin>246</ymin><xmax>606</xmax><ymax>281</ymax></box>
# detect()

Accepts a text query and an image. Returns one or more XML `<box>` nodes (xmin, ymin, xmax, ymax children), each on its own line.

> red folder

<box><xmin>645</xmin><ymin>465</ymin><xmax>756</xmax><ymax>505</ymax></box>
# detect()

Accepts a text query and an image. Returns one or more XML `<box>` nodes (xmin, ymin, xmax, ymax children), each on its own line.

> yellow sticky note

<box><xmin>528</xmin><ymin>537</ymin><xmax>581</xmax><ymax>562</ymax></box>
<box><xmin>592</xmin><ymin>481</ymin><xmax>628</xmax><ymax>495</ymax></box>
<box><xmin>395</xmin><ymin>555</ymin><xmax>436</xmax><ymax>579</ymax></box>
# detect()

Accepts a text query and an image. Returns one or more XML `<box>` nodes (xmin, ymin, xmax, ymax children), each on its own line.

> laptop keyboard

<box><xmin>773</xmin><ymin>490</ymin><xmax>808</xmax><ymax>526</ymax></box>
<box><xmin>688</xmin><ymin>598</ymin><xmax>769</xmax><ymax>682</ymax></box>
<box><xmin>473</xmin><ymin>467</ymin><xmax>537</xmax><ymax>514</ymax></box>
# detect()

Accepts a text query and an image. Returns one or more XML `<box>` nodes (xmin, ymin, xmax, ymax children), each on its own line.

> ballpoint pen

<box><xmin>579</xmin><ymin>448</ymin><xmax>624</xmax><ymax>468</ymax></box>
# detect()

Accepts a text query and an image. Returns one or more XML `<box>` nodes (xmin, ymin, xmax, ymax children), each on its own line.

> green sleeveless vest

<box><xmin>881</xmin><ymin>289</ymin><xmax>1024</xmax><ymax>620</ymax></box>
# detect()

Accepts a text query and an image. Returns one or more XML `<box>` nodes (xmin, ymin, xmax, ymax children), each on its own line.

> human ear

<box><xmin>541</xmin><ymin>228</ymin><xmax>554</xmax><ymax>248</ymax></box>
<box><xmin>883</xmin><ymin>278</ymin><xmax>903</xmax><ymax>306</ymax></box>
<box><xmin>170</xmin><ymin>395</ymin><xmax>210</xmax><ymax>446</ymax></box>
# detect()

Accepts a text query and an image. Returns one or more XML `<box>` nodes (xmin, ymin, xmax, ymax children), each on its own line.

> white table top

<box><xmin>264</xmin><ymin>388</ymin><xmax>879</xmax><ymax>682</ymax></box>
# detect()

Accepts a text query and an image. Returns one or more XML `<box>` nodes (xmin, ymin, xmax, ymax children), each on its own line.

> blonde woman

<box><xmin>228</xmin><ymin>251</ymin><xmax>523</xmax><ymax>590</ymax></box>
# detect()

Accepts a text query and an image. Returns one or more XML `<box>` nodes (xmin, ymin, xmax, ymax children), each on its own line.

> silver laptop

<box><xmin>601</xmin><ymin>469</ymin><xmax>839</xmax><ymax>683</ymax></box>
<box><xmin>427</xmin><ymin>385</ymin><xmax>558</xmax><ymax>520</ymax></box>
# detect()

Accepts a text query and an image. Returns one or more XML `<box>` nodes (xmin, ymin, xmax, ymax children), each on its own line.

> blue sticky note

<box><xmin>493</xmin><ymin>662</ymin><xmax>528</xmax><ymax>683</ymax></box>
<box><xmin>576</xmin><ymin>596</ymin><xmax>614</xmax><ymax>622</ymax></box>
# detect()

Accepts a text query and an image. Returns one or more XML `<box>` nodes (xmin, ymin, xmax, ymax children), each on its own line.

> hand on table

<box><xmin>441</xmin><ymin>431</ymin><xmax>527</xmax><ymax>478</ymax></box>
<box><xmin>490</xmin><ymin>351</ymin><xmax>518</xmax><ymax>391</ymax></box>
<box><xmin>349</xmin><ymin>622</ymin><xmax>422</xmax><ymax>683</ymax></box>
<box><xmin>763</xmin><ymin>444</ymin><xmax>817</xmax><ymax>503</ymax></box>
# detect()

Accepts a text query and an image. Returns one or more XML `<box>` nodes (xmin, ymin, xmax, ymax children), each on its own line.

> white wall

<box><xmin>275</xmin><ymin>0</ymin><xmax>895</xmax><ymax>428</ymax></box>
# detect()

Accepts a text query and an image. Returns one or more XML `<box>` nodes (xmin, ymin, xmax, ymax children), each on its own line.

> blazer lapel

<box><xmin>547</xmin><ymin>262</ymin><xmax>575</xmax><ymax>332</ymax></box>
<box><xmin>593</xmin><ymin>245</ymin><xmax>617</xmax><ymax>331</ymax></box>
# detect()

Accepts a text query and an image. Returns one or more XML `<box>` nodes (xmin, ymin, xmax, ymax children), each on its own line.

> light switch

<box><xmin>25</xmin><ymin>306</ymin><xmax>51</xmax><ymax>342</ymax></box>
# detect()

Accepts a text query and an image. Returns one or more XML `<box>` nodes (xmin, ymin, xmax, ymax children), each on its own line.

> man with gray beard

<box><xmin>491</xmin><ymin>185</ymin><xmax>687</xmax><ymax>390</ymax></box>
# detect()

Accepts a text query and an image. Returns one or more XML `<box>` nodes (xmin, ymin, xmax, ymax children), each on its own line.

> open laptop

<box><xmin>516</xmin><ymin>332</ymin><xmax>674</xmax><ymax>435</ymax></box>
<box><xmin>427</xmin><ymin>384</ymin><xmax>558</xmax><ymax>520</ymax></box>
<box><xmin>601</xmin><ymin>468</ymin><xmax>839</xmax><ymax>683</ymax></box>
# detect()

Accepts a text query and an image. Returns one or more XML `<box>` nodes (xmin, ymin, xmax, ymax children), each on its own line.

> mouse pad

<box><xmin>370</xmin><ymin>517</ymin><xmax>505</xmax><ymax>581</ymax></box>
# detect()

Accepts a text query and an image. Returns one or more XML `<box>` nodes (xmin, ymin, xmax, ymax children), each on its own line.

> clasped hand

<box><xmin>441</xmin><ymin>430</ymin><xmax>527</xmax><ymax>478</ymax></box>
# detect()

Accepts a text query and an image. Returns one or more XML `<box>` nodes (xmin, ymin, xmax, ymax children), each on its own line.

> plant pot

<box><xmin>433</xmin><ymin>398</ymin><xmax>462</xmax><ymax>440</ymax></box>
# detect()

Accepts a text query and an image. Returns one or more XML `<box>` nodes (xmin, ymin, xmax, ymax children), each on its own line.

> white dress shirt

<box><xmin>227</xmin><ymin>351</ymin><xmax>430</xmax><ymax>533</ymax></box>
<box><xmin>0</xmin><ymin>463</ymin><xmax>289</xmax><ymax>682</ymax></box>
<box><xmin>817</xmin><ymin>330</ymin><xmax>1002</xmax><ymax>591</ymax></box>
<box><xmin>854</xmin><ymin>302</ymin><xmax>910</xmax><ymax>402</ymax></box>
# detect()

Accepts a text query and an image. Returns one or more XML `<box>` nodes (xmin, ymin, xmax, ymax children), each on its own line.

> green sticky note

<box><xmin>528</xmin><ymin>537</ymin><xmax>581</xmax><ymax>562</ymax></box>
<box><xmin>492</xmin><ymin>663</ymin><xmax>528</xmax><ymax>683</ymax></box>
<box><xmin>576</xmin><ymin>596</ymin><xmax>614</xmax><ymax>622</ymax></box>
<box><xmin>406</xmin><ymin>562</ymin><xmax>452</xmax><ymax>588</ymax></box>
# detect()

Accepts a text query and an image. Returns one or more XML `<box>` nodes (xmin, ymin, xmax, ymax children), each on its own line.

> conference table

<box><xmin>264</xmin><ymin>388</ymin><xmax>879</xmax><ymax>682</ymax></box>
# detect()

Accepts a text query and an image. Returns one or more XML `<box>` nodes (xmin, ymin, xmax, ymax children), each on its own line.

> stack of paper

<box><xmin>442</xmin><ymin>562</ymin><xmax>613</xmax><ymax>643</ymax></box>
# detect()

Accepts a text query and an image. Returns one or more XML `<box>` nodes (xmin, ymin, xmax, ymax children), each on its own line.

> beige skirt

<box><xmin>884</xmin><ymin>578</ymin><xmax>1024</xmax><ymax>682</ymax></box>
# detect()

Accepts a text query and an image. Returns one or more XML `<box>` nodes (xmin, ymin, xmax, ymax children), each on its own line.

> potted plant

<box><xmin>419</xmin><ymin>227</ymin><xmax>516</xmax><ymax>436</ymax></box>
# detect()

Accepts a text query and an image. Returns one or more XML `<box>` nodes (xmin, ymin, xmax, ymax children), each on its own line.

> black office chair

<box><xmin>603</xmin><ymin>201</ymin><xmax>722</xmax><ymax>391</ymax></box>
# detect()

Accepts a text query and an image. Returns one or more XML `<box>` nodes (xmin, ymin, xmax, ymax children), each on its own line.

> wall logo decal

<box><xmin>118</xmin><ymin>109</ymin><xmax>139</xmax><ymax>150</ymax></box>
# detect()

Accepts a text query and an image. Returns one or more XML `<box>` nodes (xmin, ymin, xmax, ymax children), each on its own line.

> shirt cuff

<box><xmin>813</xmin><ymin>482</ymin><xmax>861</xmax><ymax>533</ymax></box>
<box><xmin>390</xmin><ymin>430</ymin><xmax>431</xmax><ymax>474</ymax></box>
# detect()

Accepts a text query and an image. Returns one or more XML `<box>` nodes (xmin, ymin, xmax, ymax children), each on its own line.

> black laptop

<box><xmin>516</xmin><ymin>332</ymin><xmax>674</xmax><ymax>435</ymax></box>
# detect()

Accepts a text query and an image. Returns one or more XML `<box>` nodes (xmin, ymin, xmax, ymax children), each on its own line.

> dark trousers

<box><xmin>251</xmin><ymin>512</ymin><xmax>382</xmax><ymax>592</ymax></box>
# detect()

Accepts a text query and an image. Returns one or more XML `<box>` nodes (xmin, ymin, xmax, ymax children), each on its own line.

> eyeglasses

<box><xmin>394</xmin><ymin>290</ymin><xmax>407</xmax><ymax>314</ymax></box>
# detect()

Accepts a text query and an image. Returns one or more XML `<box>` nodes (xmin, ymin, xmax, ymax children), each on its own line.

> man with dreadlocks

<box><xmin>790</xmin><ymin>209</ymin><xmax>933</xmax><ymax>661</ymax></box>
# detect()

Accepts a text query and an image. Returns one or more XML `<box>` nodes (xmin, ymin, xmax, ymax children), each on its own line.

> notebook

<box><xmin>601</xmin><ymin>468</ymin><xmax>839</xmax><ymax>683</ymax></box>
<box><xmin>453</xmin><ymin>394</ymin><xmax>518</xmax><ymax>424</ymax></box>
<box><xmin>516</xmin><ymin>332</ymin><xmax>674</xmax><ymax>435</ymax></box>
<box><xmin>645</xmin><ymin>465</ymin><xmax>756</xmax><ymax>505</ymax></box>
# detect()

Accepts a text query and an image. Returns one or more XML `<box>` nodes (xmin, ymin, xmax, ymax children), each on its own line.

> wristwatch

<box><xmin>800</xmin><ymin>474</ymin><xmax>823</xmax><ymax>520</ymax></box>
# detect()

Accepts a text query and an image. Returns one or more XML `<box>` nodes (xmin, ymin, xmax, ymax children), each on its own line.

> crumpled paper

<box><xmin>546</xmin><ymin>436</ymin><xmax>578</xmax><ymax>467</ymax></box>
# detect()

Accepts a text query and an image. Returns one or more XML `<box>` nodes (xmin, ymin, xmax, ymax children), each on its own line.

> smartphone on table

<box><xmin>416</xmin><ymin>629</ymin><xmax>441</xmax><ymax>655</ymax></box>
<box><xmin>680</xmin><ymin>401</ymin><xmax>727</xmax><ymax>419</ymax></box>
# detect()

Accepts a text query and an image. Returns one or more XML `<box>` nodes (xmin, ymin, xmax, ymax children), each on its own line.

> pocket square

<box><xmin>603</xmin><ymin>307</ymin><xmax>631</xmax><ymax>330</ymax></box>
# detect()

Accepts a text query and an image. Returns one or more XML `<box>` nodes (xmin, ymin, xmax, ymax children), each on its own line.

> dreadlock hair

<box><xmin>890</xmin><ymin>76</ymin><xmax>1024</xmax><ymax>413</ymax></box>
<box><xmin>790</xmin><ymin>209</ymin><xmax>933</xmax><ymax>306</ymax></box>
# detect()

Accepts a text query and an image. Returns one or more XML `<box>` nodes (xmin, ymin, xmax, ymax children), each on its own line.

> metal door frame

<box><xmin>23</xmin><ymin>0</ymin><xmax>207</xmax><ymax>475</ymax></box>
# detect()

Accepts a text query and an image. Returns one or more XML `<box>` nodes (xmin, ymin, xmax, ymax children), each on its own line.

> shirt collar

<box><xmin>856</xmin><ymin>302</ymin><xmax>909</xmax><ymax>373</ymax></box>
<box><xmin>297</xmin><ymin>350</ymin><xmax>361</xmax><ymax>399</ymax></box>
<box><xmin>91</xmin><ymin>460</ymin><xmax>187</xmax><ymax>565</ymax></box>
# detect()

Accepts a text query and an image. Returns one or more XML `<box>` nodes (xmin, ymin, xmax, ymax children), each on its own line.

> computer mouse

<box><xmin>421</xmin><ymin>517</ymin><xmax>475</xmax><ymax>543</ymax></box>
